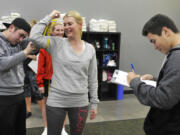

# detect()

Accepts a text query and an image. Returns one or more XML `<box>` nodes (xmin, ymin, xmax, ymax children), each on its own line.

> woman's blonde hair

<box><xmin>29</xmin><ymin>19</ymin><xmax>37</xmax><ymax>27</ymax></box>
<box><xmin>64</xmin><ymin>10</ymin><xmax>83</xmax><ymax>36</ymax></box>
<box><xmin>50</xmin><ymin>22</ymin><xmax>63</xmax><ymax>34</ymax></box>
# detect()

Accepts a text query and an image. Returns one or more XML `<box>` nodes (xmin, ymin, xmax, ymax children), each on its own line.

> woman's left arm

<box><xmin>88</xmin><ymin>48</ymin><xmax>99</xmax><ymax>119</ymax></box>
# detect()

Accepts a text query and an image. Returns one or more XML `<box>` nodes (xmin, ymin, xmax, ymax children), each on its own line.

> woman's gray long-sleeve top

<box><xmin>29</xmin><ymin>15</ymin><xmax>99</xmax><ymax>109</ymax></box>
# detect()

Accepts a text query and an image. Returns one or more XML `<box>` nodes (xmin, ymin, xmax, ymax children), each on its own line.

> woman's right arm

<box><xmin>29</xmin><ymin>10</ymin><xmax>61</xmax><ymax>53</ymax></box>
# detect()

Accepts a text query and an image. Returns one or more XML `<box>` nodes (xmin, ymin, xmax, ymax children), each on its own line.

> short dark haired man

<box><xmin>0</xmin><ymin>17</ymin><xmax>35</xmax><ymax>135</ymax></box>
<box><xmin>127</xmin><ymin>14</ymin><xmax>180</xmax><ymax>135</ymax></box>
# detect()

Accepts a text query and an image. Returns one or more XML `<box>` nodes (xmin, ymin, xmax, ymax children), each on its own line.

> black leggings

<box><xmin>46</xmin><ymin>105</ymin><xmax>89</xmax><ymax>135</ymax></box>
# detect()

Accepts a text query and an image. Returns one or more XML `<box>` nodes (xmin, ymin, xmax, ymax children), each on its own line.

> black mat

<box><xmin>27</xmin><ymin>118</ymin><xmax>145</xmax><ymax>135</ymax></box>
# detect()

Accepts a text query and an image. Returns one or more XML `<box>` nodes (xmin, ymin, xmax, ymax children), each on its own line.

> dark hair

<box><xmin>142</xmin><ymin>14</ymin><xmax>179</xmax><ymax>36</ymax></box>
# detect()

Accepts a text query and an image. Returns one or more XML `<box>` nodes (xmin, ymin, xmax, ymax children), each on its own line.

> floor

<box><xmin>26</xmin><ymin>94</ymin><xmax>149</xmax><ymax>128</ymax></box>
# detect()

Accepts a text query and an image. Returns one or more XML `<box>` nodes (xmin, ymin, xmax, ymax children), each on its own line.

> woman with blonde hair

<box><xmin>30</xmin><ymin>10</ymin><xmax>99</xmax><ymax>135</ymax></box>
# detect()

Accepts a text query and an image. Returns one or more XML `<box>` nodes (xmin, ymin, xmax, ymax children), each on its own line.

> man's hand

<box><xmin>127</xmin><ymin>72</ymin><xmax>140</xmax><ymax>85</ymax></box>
<box><xmin>27</xmin><ymin>55</ymin><xmax>37</xmax><ymax>60</ymax></box>
<box><xmin>49</xmin><ymin>10</ymin><xmax>61</xmax><ymax>19</ymax></box>
<box><xmin>90</xmin><ymin>109</ymin><xmax>97</xmax><ymax>120</ymax></box>
<box><xmin>141</xmin><ymin>74</ymin><xmax>154</xmax><ymax>80</ymax></box>
<box><xmin>24</xmin><ymin>42</ymin><xmax>36</xmax><ymax>56</ymax></box>
<box><xmin>38</xmin><ymin>87</ymin><xmax>45</xmax><ymax>94</ymax></box>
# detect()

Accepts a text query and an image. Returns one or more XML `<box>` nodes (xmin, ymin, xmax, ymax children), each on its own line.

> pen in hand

<box><xmin>130</xmin><ymin>63</ymin><xmax>135</xmax><ymax>72</ymax></box>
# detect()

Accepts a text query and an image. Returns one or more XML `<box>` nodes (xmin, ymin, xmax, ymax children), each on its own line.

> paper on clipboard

<box><xmin>111</xmin><ymin>69</ymin><xmax>157</xmax><ymax>87</ymax></box>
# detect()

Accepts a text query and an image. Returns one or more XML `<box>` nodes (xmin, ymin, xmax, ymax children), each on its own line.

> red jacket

<box><xmin>36</xmin><ymin>49</ymin><xmax>53</xmax><ymax>88</ymax></box>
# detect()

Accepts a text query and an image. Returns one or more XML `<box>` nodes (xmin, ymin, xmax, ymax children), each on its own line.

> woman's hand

<box><xmin>90</xmin><ymin>109</ymin><xmax>97</xmax><ymax>120</ymax></box>
<box><xmin>38</xmin><ymin>87</ymin><xmax>45</xmax><ymax>94</ymax></box>
<box><xmin>49</xmin><ymin>10</ymin><xmax>61</xmax><ymax>19</ymax></box>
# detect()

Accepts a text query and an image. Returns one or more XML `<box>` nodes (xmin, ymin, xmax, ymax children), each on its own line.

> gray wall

<box><xmin>1</xmin><ymin>0</ymin><xmax>180</xmax><ymax>76</ymax></box>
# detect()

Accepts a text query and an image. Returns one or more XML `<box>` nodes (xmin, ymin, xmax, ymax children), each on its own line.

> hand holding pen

<box><xmin>127</xmin><ymin>63</ymin><xmax>140</xmax><ymax>84</ymax></box>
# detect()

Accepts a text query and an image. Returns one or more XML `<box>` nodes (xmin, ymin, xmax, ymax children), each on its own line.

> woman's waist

<box><xmin>47</xmin><ymin>88</ymin><xmax>89</xmax><ymax>107</ymax></box>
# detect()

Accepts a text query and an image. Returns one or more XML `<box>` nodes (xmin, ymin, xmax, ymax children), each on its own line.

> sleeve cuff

<box><xmin>130</xmin><ymin>77</ymin><xmax>146</xmax><ymax>91</ymax></box>
<box><xmin>90</xmin><ymin>103</ymin><xmax>98</xmax><ymax>110</ymax></box>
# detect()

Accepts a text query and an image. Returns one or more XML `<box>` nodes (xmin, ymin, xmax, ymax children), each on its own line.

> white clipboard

<box><xmin>111</xmin><ymin>69</ymin><xmax>156</xmax><ymax>87</ymax></box>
